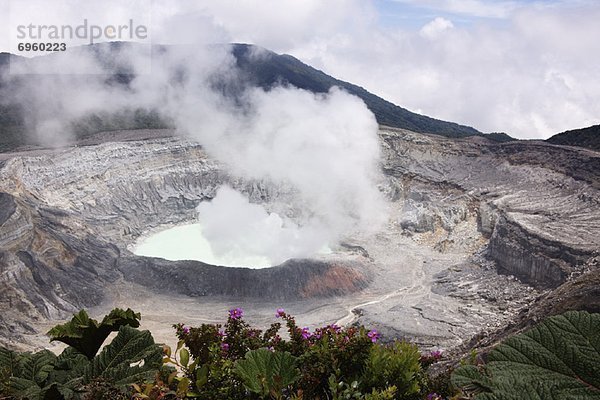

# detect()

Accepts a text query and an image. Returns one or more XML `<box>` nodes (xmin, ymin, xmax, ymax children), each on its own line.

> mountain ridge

<box><xmin>547</xmin><ymin>124</ymin><xmax>600</xmax><ymax>152</ymax></box>
<box><xmin>0</xmin><ymin>42</ymin><xmax>515</xmax><ymax>152</ymax></box>
<box><xmin>229</xmin><ymin>43</ymin><xmax>499</xmax><ymax>140</ymax></box>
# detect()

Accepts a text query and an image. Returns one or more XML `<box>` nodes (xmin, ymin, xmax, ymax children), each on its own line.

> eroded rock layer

<box><xmin>380</xmin><ymin>128</ymin><xmax>599</xmax><ymax>288</ymax></box>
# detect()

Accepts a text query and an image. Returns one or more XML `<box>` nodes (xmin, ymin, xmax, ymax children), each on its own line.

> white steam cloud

<box><xmin>197</xmin><ymin>186</ymin><xmax>329</xmax><ymax>264</ymax></box>
<box><xmin>188</xmin><ymin>85</ymin><xmax>385</xmax><ymax>264</ymax></box>
<box><xmin>4</xmin><ymin>44</ymin><xmax>386</xmax><ymax>264</ymax></box>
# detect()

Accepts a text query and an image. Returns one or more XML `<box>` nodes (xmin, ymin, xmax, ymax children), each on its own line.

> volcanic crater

<box><xmin>0</xmin><ymin>127</ymin><xmax>599</xmax><ymax>351</ymax></box>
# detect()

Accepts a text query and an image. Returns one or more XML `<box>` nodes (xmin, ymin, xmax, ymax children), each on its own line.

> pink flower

<box><xmin>182</xmin><ymin>326</ymin><xmax>190</xmax><ymax>335</ymax></box>
<box><xmin>275</xmin><ymin>308</ymin><xmax>286</xmax><ymax>318</ymax></box>
<box><xmin>228</xmin><ymin>308</ymin><xmax>244</xmax><ymax>320</ymax></box>
<box><xmin>301</xmin><ymin>327</ymin><xmax>311</xmax><ymax>339</ymax></box>
<box><xmin>221</xmin><ymin>343</ymin><xmax>229</xmax><ymax>351</ymax></box>
<box><xmin>367</xmin><ymin>329</ymin><xmax>380</xmax><ymax>343</ymax></box>
<box><xmin>427</xmin><ymin>393</ymin><xmax>443</xmax><ymax>400</ymax></box>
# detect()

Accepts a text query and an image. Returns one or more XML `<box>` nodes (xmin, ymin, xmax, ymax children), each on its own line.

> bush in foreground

<box><xmin>158</xmin><ymin>308</ymin><xmax>434</xmax><ymax>399</ymax></box>
<box><xmin>0</xmin><ymin>308</ymin><xmax>162</xmax><ymax>400</ymax></box>
<box><xmin>1</xmin><ymin>308</ymin><xmax>444</xmax><ymax>400</ymax></box>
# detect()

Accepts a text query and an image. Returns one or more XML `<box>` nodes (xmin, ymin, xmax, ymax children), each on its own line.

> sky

<box><xmin>1</xmin><ymin>0</ymin><xmax>599</xmax><ymax>139</ymax></box>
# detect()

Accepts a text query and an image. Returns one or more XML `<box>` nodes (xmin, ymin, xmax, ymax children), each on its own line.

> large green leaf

<box><xmin>0</xmin><ymin>346</ymin><xmax>20</xmax><ymax>374</ymax></box>
<box><xmin>235</xmin><ymin>349</ymin><xmax>270</xmax><ymax>396</ymax></box>
<box><xmin>84</xmin><ymin>325</ymin><xmax>163</xmax><ymax>388</ymax></box>
<box><xmin>0</xmin><ymin>346</ymin><xmax>20</xmax><ymax>393</ymax></box>
<box><xmin>270</xmin><ymin>351</ymin><xmax>301</xmax><ymax>390</ymax></box>
<box><xmin>47</xmin><ymin>308</ymin><xmax>141</xmax><ymax>360</ymax></box>
<box><xmin>16</xmin><ymin>350</ymin><xmax>56</xmax><ymax>386</ymax></box>
<box><xmin>47</xmin><ymin>347</ymin><xmax>89</xmax><ymax>387</ymax></box>
<box><xmin>7</xmin><ymin>350</ymin><xmax>57</xmax><ymax>400</ymax></box>
<box><xmin>452</xmin><ymin>311</ymin><xmax>600</xmax><ymax>400</ymax></box>
<box><xmin>235</xmin><ymin>348</ymin><xmax>300</xmax><ymax>397</ymax></box>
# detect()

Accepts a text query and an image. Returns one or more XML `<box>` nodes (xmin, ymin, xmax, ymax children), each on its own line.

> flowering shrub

<box><xmin>161</xmin><ymin>308</ymin><xmax>445</xmax><ymax>399</ymax></box>
<box><xmin>0</xmin><ymin>307</ymin><xmax>449</xmax><ymax>400</ymax></box>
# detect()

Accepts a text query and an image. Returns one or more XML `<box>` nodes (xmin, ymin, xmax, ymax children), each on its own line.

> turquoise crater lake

<box><xmin>132</xmin><ymin>223</ymin><xmax>273</xmax><ymax>269</ymax></box>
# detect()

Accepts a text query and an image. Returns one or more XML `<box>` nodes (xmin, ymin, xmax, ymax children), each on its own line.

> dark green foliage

<box><xmin>0</xmin><ymin>346</ymin><xmax>19</xmax><ymax>391</ymax></box>
<box><xmin>327</xmin><ymin>377</ymin><xmax>398</xmax><ymax>400</ymax></box>
<box><xmin>235</xmin><ymin>349</ymin><xmax>299</xmax><ymax>398</ymax></box>
<box><xmin>484</xmin><ymin>132</ymin><xmax>514</xmax><ymax>143</ymax></box>
<box><xmin>1</xmin><ymin>308</ymin><xmax>162</xmax><ymax>400</ymax></box>
<box><xmin>166</xmin><ymin>309</ymin><xmax>432</xmax><ymax>399</ymax></box>
<box><xmin>83</xmin><ymin>325</ymin><xmax>162</xmax><ymax>388</ymax></box>
<box><xmin>452</xmin><ymin>311</ymin><xmax>600</xmax><ymax>400</ymax></box>
<box><xmin>69</xmin><ymin>109</ymin><xmax>173</xmax><ymax>139</ymax></box>
<box><xmin>6</xmin><ymin>350</ymin><xmax>57</xmax><ymax>400</ymax></box>
<box><xmin>0</xmin><ymin>103</ymin><xmax>172</xmax><ymax>153</ymax></box>
<box><xmin>3</xmin><ymin>307</ymin><xmax>462</xmax><ymax>399</ymax></box>
<box><xmin>362</xmin><ymin>341</ymin><xmax>422</xmax><ymax>398</ymax></box>
<box><xmin>176</xmin><ymin>324</ymin><xmax>221</xmax><ymax>365</ymax></box>
<box><xmin>49</xmin><ymin>348</ymin><xmax>89</xmax><ymax>384</ymax></box>
<box><xmin>47</xmin><ymin>308</ymin><xmax>141</xmax><ymax>360</ymax></box>
<box><xmin>294</xmin><ymin>326</ymin><xmax>372</xmax><ymax>398</ymax></box>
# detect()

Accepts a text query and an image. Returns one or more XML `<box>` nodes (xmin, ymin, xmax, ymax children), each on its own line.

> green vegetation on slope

<box><xmin>230</xmin><ymin>44</ymin><xmax>487</xmax><ymax>139</ymax></box>
<box><xmin>547</xmin><ymin>124</ymin><xmax>600</xmax><ymax>152</ymax></box>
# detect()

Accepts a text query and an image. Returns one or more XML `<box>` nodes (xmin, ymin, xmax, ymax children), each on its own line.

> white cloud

<box><xmin>420</xmin><ymin>17</ymin><xmax>454</xmax><ymax>39</ymax></box>
<box><xmin>388</xmin><ymin>0</ymin><xmax>597</xmax><ymax>19</ymax></box>
<box><xmin>288</xmin><ymin>2</ymin><xmax>600</xmax><ymax>138</ymax></box>
<box><xmin>2</xmin><ymin>0</ymin><xmax>599</xmax><ymax>138</ymax></box>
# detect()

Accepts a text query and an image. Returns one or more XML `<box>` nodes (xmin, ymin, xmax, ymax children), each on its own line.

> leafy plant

<box><xmin>1</xmin><ymin>347</ymin><xmax>20</xmax><ymax>394</ymax></box>
<box><xmin>327</xmin><ymin>375</ymin><xmax>363</xmax><ymax>400</ymax></box>
<box><xmin>1</xmin><ymin>308</ymin><xmax>161</xmax><ymax>400</ymax></box>
<box><xmin>235</xmin><ymin>348</ymin><xmax>300</xmax><ymax>399</ymax></box>
<box><xmin>362</xmin><ymin>341</ymin><xmax>422</xmax><ymax>398</ymax></box>
<box><xmin>165</xmin><ymin>308</ymin><xmax>427</xmax><ymax>399</ymax></box>
<box><xmin>364</xmin><ymin>386</ymin><xmax>398</xmax><ymax>400</ymax></box>
<box><xmin>3</xmin><ymin>307</ymin><xmax>449</xmax><ymax>399</ymax></box>
<box><xmin>47</xmin><ymin>308</ymin><xmax>141</xmax><ymax>360</ymax></box>
<box><xmin>452</xmin><ymin>310</ymin><xmax>600</xmax><ymax>400</ymax></box>
<box><xmin>84</xmin><ymin>325</ymin><xmax>162</xmax><ymax>389</ymax></box>
<box><xmin>5</xmin><ymin>350</ymin><xmax>58</xmax><ymax>400</ymax></box>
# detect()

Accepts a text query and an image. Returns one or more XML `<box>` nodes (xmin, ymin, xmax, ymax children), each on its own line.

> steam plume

<box><xmin>4</xmin><ymin>43</ymin><xmax>387</xmax><ymax>263</ymax></box>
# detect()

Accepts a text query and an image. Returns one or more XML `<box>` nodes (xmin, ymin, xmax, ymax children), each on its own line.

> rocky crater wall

<box><xmin>119</xmin><ymin>257</ymin><xmax>371</xmax><ymax>300</ymax></box>
<box><xmin>380</xmin><ymin>128</ymin><xmax>600</xmax><ymax>288</ymax></box>
<box><xmin>0</xmin><ymin>193</ymin><xmax>122</xmax><ymax>346</ymax></box>
<box><xmin>489</xmin><ymin>215</ymin><xmax>595</xmax><ymax>287</ymax></box>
